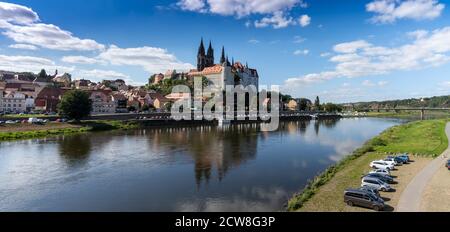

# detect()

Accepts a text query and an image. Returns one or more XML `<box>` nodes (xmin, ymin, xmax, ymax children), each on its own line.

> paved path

<box><xmin>397</xmin><ymin>122</ymin><xmax>450</xmax><ymax>212</ymax></box>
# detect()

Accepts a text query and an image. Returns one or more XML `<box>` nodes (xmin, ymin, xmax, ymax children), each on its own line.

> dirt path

<box><xmin>396</xmin><ymin>122</ymin><xmax>450</xmax><ymax>212</ymax></box>
<box><xmin>421</xmin><ymin>162</ymin><xmax>450</xmax><ymax>211</ymax></box>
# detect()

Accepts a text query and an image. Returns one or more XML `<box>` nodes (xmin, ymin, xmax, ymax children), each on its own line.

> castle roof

<box><xmin>189</xmin><ymin>64</ymin><xmax>223</xmax><ymax>76</ymax></box>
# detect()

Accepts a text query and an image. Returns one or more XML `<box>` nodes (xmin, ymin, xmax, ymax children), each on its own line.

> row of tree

<box><xmin>350</xmin><ymin>95</ymin><xmax>450</xmax><ymax>111</ymax></box>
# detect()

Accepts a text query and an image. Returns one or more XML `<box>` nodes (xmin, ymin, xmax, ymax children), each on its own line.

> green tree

<box><xmin>298</xmin><ymin>98</ymin><xmax>311</xmax><ymax>111</ymax></box>
<box><xmin>58</xmin><ymin>90</ymin><xmax>92</xmax><ymax>121</ymax></box>
<box><xmin>38</xmin><ymin>69</ymin><xmax>48</xmax><ymax>79</ymax></box>
<box><xmin>141</xmin><ymin>104</ymin><xmax>150</xmax><ymax>111</ymax></box>
<box><xmin>322</xmin><ymin>103</ymin><xmax>343</xmax><ymax>113</ymax></box>
<box><xmin>314</xmin><ymin>96</ymin><xmax>321</xmax><ymax>111</ymax></box>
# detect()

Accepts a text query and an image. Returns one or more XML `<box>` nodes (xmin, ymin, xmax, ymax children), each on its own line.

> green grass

<box><xmin>374</xmin><ymin>120</ymin><xmax>448</xmax><ymax>157</ymax></box>
<box><xmin>287</xmin><ymin>119</ymin><xmax>449</xmax><ymax>211</ymax></box>
<box><xmin>366</xmin><ymin>111</ymin><xmax>450</xmax><ymax>119</ymax></box>
<box><xmin>0</xmin><ymin>120</ymin><xmax>139</xmax><ymax>141</ymax></box>
<box><xmin>0</xmin><ymin>127</ymin><xmax>90</xmax><ymax>141</ymax></box>
<box><xmin>1</xmin><ymin>114</ymin><xmax>54</xmax><ymax>118</ymax></box>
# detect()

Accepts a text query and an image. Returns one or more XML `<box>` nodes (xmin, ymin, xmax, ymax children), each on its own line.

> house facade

<box><xmin>89</xmin><ymin>90</ymin><xmax>116</xmax><ymax>115</ymax></box>
<box><xmin>0</xmin><ymin>91</ymin><xmax>27</xmax><ymax>113</ymax></box>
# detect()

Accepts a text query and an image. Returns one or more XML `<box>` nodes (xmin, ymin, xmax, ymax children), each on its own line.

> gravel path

<box><xmin>396</xmin><ymin>122</ymin><xmax>450</xmax><ymax>212</ymax></box>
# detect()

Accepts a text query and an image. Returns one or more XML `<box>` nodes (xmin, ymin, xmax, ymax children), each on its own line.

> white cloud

<box><xmin>0</xmin><ymin>2</ymin><xmax>39</xmax><ymax>24</ymax></box>
<box><xmin>177</xmin><ymin>0</ymin><xmax>309</xmax><ymax>29</ymax></box>
<box><xmin>440</xmin><ymin>81</ymin><xmax>450</xmax><ymax>87</ymax></box>
<box><xmin>180</xmin><ymin>0</ymin><xmax>303</xmax><ymax>17</ymax></box>
<box><xmin>177</xmin><ymin>0</ymin><xmax>206</xmax><ymax>12</ymax></box>
<box><xmin>254</xmin><ymin>11</ymin><xmax>294</xmax><ymax>29</ymax></box>
<box><xmin>254</xmin><ymin>11</ymin><xmax>311</xmax><ymax>29</ymax></box>
<box><xmin>366</xmin><ymin>0</ymin><xmax>445</xmax><ymax>23</ymax></box>
<box><xmin>293</xmin><ymin>49</ymin><xmax>309</xmax><ymax>55</ymax></box>
<box><xmin>362</xmin><ymin>80</ymin><xmax>375</xmax><ymax>86</ymax></box>
<box><xmin>298</xmin><ymin>14</ymin><xmax>311</xmax><ymax>27</ymax></box>
<box><xmin>293</xmin><ymin>35</ymin><xmax>306</xmax><ymax>43</ymax></box>
<box><xmin>362</xmin><ymin>80</ymin><xmax>388</xmax><ymax>87</ymax></box>
<box><xmin>320</xmin><ymin>52</ymin><xmax>331</xmax><ymax>57</ymax></box>
<box><xmin>0</xmin><ymin>2</ymin><xmax>104</xmax><ymax>51</ymax></box>
<box><xmin>8</xmin><ymin>43</ymin><xmax>37</xmax><ymax>50</ymax></box>
<box><xmin>0</xmin><ymin>54</ymin><xmax>73</xmax><ymax>73</ymax></box>
<box><xmin>77</xmin><ymin>69</ymin><xmax>145</xmax><ymax>86</ymax></box>
<box><xmin>61</xmin><ymin>56</ymin><xmax>106</xmax><ymax>65</ymax></box>
<box><xmin>378</xmin><ymin>81</ymin><xmax>389</xmax><ymax>86</ymax></box>
<box><xmin>284</xmin><ymin>26</ymin><xmax>450</xmax><ymax>89</ymax></box>
<box><xmin>248</xmin><ymin>39</ymin><xmax>260</xmax><ymax>44</ymax></box>
<box><xmin>407</xmin><ymin>29</ymin><xmax>429</xmax><ymax>39</ymax></box>
<box><xmin>98</xmin><ymin>45</ymin><xmax>194</xmax><ymax>74</ymax></box>
<box><xmin>333</xmin><ymin>40</ymin><xmax>372</xmax><ymax>53</ymax></box>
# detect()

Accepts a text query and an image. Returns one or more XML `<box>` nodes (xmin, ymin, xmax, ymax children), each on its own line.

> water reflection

<box><xmin>143</xmin><ymin>125</ymin><xmax>258</xmax><ymax>186</ymax></box>
<box><xmin>0</xmin><ymin>118</ymin><xmax>403</xmax><ymax>211</ymax></box>
<box><xmin>58</xmin><ymin>135</ymin><xmax>92</xmax><ymax>167</ymax></box>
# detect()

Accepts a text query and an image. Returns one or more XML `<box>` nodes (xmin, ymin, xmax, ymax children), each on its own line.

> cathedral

<box><xmin>196</xmin><ymin>39</ymin><xmax>230</xmax><ymax>71</ymax></box>
<box><xmin>190</xmin><ymin>38</ymin><xmax>259</xmax><ymax>92</ymax></box>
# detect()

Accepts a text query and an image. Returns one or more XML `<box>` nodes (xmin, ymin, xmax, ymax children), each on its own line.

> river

<box><xmin>0</xmin><ymin>118</ymin><xmax>403</xmax><ymax>211</ymax></box>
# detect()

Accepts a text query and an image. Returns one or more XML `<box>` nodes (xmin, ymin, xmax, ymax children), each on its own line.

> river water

<box><xmin>0</xmin><ymin>118</ymin><xmax>403</xmax><ymax>211</ymax></box>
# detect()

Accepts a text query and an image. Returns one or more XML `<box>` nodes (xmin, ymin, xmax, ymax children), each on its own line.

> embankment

<box><xmin>287</xmin><ymin>119</ymin><xmax>449</xmax><ymax>212</ymax></box>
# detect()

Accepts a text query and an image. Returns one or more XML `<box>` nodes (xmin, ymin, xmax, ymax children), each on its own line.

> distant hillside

<box><xmin>344</xmin><ymin>95</ymin><xmax>450</xmax><ymax>110</ymax></box>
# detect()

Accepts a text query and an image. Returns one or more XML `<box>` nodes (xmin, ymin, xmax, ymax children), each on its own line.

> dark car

<box><xmin>344</xmin><ymin>189</ymin><xmax>385</xmax><ymax>211</ymax></box>
<box><xmin>397</xmin><ymin>154</ymin><xmax>410</xmax><ymax>162</ymax></box>
<box><xmin>387</xmin><ymin>155</ymin><xmax>406</xmax><ymax>164</ymax></box>
<box><xmin>363</xmin><ymin>173</ymin><xmax>394</xmax><ymax>184</ymax></box>
<box><xmin>446</xmin><ymin>159</ymin><xmax>450</xmax><ymax>170</ymax></box>
<box><xmin>359</xmin><ymin>186</ymin><xmax>381</xmax><ymax>197</ymax></box>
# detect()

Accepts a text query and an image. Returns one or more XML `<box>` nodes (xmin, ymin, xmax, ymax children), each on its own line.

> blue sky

<box><xmin>0</xmin><ymin>0</ymin><xmax>450</xmax><ymax>103</ymax></box>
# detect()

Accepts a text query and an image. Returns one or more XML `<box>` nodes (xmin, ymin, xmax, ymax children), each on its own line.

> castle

<box><xmin>191</xmin><ymin>38</ymin><xmax>259</xmax><ymax>92</ymax></box>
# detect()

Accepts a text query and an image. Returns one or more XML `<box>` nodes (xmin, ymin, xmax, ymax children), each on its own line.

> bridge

<box><xmin>359</xmin><ymin>108</ymin><xmax>450</xmax><ymax>119</ymax></box>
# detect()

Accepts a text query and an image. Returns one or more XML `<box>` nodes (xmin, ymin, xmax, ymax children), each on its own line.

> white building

<box><xmin>0</xmin><ymin>91</ymin><xmax>27</xmax><ymax>113</ymax></box>
<box><xmin>89</xmin><ymin>90</ymin><xmax>116</xmax><ymax>115</ymax></box>
<box><xmin>188</xmin><ymin>62</ymin><xmax>259</xmax><ymax>93</ymax></box>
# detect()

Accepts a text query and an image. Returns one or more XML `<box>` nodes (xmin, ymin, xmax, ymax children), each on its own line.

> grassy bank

<box><xmin>366</xmin><ymin>111</ymin><xmax>450</xmax><ymax>119</ymax></box>
<box><xmin>287</xmin><ymin>119</ymin><xmax>449</xmax><ymax>211</ymax></box>
<box><xmin>0</xmin><ymin>120</ymin><xmax>139</xmax><ymax>141</ymax></box>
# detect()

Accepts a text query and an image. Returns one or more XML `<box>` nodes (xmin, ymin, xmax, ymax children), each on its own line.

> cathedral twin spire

<box><xmin>197</xmin><ymin>38</ymin><xmax>232</xmax><ymax>71</ymax></box>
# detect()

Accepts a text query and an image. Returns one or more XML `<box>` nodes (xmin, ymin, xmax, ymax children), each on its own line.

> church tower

<box><xmin>206</xmin><ymin>41</ymin><xmax>214</xmax><ymax>67</ymax></box>
<box><xmin>220</xmin><ymin>46</ymin><xmax>226</xmax><ymax>64</ymax></box>
<box><xmin>197</xmin><ymin>38</ymin><xmax>207</xmax><ymax>71</ymax></box>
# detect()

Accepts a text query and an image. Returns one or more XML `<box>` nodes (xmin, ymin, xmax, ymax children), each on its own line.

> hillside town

<box><xmin>0</xmin><ymin>39</ymin><xmax>261</xmax><ymax>115</ymax></box>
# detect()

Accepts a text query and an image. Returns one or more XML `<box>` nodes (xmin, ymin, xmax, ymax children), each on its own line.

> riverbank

<box><xmin>366</xmin><ymin>111</ymin><xmax>450</xmax><ymax>119</ymax></box>
<box><xmin>287</xmin><ymin>119</ymin><xmax>449</xmax><ymax>212</ymax></box>
<box><xmin>0</xmin><ymin>120</ymin><xmax>140</xmax><ymax>141</ymax></box>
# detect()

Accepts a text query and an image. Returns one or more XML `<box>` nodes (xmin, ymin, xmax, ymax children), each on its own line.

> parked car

<box><xmin>370</xmin><ymin>161</ymin><xmax>394</xmax><ymax>171</ymax></box>
<box><xmin>361</xmin><ymin>176</ymin><xmax>392</xmax><ymax>192</ymax></box>
<box><xmin>5</xmin><ymin>120</ymin><xmax>16</xmax><ymax>124</ymax></box>
<box><xmin>364</xmin><ymin>173</ymin><xmax>394</xmax><ymax>184</ymax></box>
<box><xmin>384</xmin><ymin>156</ymin><xmax>403</xmax><ymax>166</ymax></box>
<box><xmin>386</xmin><ymin>156</ymin><xmax>405</xmax><ymax>165</ymax></box>
<box><xmin>397</xmin><ymin>153</ymin><xmax>411</xmax><ymax>162</ymax></box>
<box><xmin>380</xmin><ymin>158</ymin><xmax>397</xmax><ymax>166</ymax></box>
<box><xmin>344</xmin><ymin>188</ymin><xmax>385</xmax><ymax>211</ymax></box>
<box><xmin>446</xmin><ymin>159</ymin><xmax>450</xmax><ymax>170</ymax></box>
<box><xmin>359</xmin><ymin>186</ymin><xmax>381</xmax><ymax>197</ymax></box>
<box><xmin>28</xmin><ymin>118</ymin><xmax>38</xmax><ymax>124</ymax></box>
<box><xmin>369</xmin><ymin>169</ymin><xmax>391</xmax><ymax>177</ymax></box>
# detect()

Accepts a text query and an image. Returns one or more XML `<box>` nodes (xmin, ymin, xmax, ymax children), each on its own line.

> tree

<box><xmin>38</xmin><ymin>69</ymin><xmax>48</xmax><ymax>79</ymax></box>
<box><xmin>298</xmin><ymin>98</ymin><xmax>311</xmax><ymax>111</ymax></box>
<box><xmin>141</xmin><ymin>104</ymin><xmax>150</xmax><ymax>111</ymax></box>
<box><xmin>58</xmin><ymin>90</ymin><xmax>92</xmax><ymax>121</ymax></box>
<box><xmin>127</xmin><ymin>106</ymin><xmax>137</xmax><ymax>112</ymax></box>
<box><xmin>314</xmin><ymin>96</ymin><xmax>321</xmax><ymax>111</ymax></box>
<box><xmin>322</xmin><ymin>103</ymin><xmax>343</xmax><ymax>113</ymax></box>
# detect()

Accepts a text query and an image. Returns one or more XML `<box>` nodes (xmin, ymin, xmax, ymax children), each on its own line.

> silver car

<box><xmin>361</xmin><ymin>176</ymin><xmax>392</xmax><ymax>192</ymax></box>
